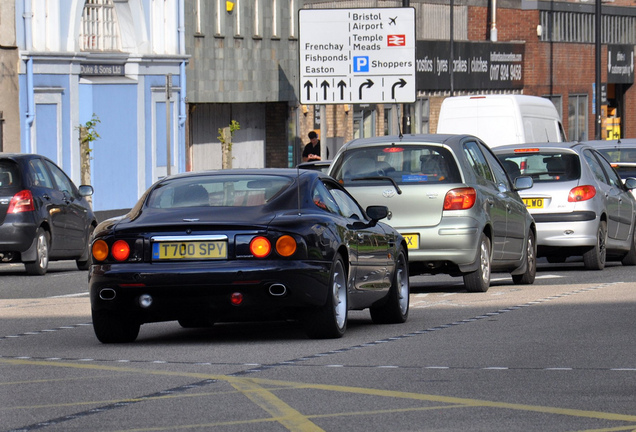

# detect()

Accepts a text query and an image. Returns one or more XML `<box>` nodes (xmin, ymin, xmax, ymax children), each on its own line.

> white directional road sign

<box><xmin>299</xmin><ymin>8</ymin><xmax>416</xmax><ymax>105</ymax></box>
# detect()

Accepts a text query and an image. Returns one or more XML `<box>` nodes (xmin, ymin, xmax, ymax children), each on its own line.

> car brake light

<box><xmin>444</xmin><ymin>187</ymin><xmax>476</xmax><ymax>210</ymax></box>
<box><xmin>8</xmin><ymin>190</ymin><xmax>35</xmax><ymax>213</ymax></box>
<box><xmin>568</xmin><ymin>185</ymin><xmax>596</xmax><ymax>202</ymax></box>
<box><xmin>250</xmin><ymin>236</ymin><xmax>271</xmax><ymax>258</ymax></box>
<box><xmin>112</xmin><ymin>240</ymin><xmax>131</xmax><ymax>261</ymax></box>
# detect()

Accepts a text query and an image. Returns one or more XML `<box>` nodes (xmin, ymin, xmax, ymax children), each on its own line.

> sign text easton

<box><xmin>299</xmin><ymin>8</ymin><xmax>416</xmax><ymax>104</ymax></box>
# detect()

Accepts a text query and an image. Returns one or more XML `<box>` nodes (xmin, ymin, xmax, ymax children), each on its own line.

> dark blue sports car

<box><xmin>89</xmin><ymin>169</ymin><xmax>409</xmax><ymax>342</ymax></box>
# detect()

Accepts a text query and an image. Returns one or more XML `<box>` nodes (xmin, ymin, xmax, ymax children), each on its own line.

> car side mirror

<box><xmin>624</xmin><ymin>177</ymin><xmax>636</xmax><ymax>190</ymax></box>
<box><xmin>366</xmin><ymin>205</ymin><xmax>389</xmax><ymax>221</ymax></box>
<box><xmin>79</xmin><ymin>185</ymin><xmax>94</xmax><ymax>197</ymax></box>
<box><xmin>514</xmin><ymin>176</ymin><xmax>533</xmax><ymax>191</ymax></box>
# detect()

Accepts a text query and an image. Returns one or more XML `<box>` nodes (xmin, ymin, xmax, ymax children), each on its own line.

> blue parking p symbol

<box><xmin>354</xmin><ymin>56</ymin><xmax>369</xmax><ymax>72</ymax></box>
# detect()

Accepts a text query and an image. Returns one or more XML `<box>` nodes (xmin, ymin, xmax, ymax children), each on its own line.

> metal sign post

<box><xmin>166</xmin><ymin>73</ymin><xmax>172</xmax><ymax>176</ymax></box>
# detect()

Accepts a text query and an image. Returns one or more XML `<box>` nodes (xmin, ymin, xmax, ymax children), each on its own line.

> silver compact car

<box><xmin>584</xmin><ymin>139</ymin><xmax>636</xmax><ymax>199</ymax></box>
<box><xmin>328</xmin><ymin>134</ymin><xmax>536</xmax><ymax>292</ymax></box>
<box><xmin>494</xmin><ymin>142</ymin><xmax>636</xmax><ymax>269</ymax></box>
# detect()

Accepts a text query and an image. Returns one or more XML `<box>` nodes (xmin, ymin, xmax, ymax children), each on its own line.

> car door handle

<box><xmin>42</xmin><ymin>194</ymin><xmax>51</xmax><ymax>200</ymax></box>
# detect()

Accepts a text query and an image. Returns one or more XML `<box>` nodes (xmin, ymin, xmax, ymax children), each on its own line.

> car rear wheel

<box><xmin>25</xmin><ymin>228</ymin><xmax>49</xmax><ymax>276</ymax></box>
<box><xmin>463</xmin><ymin>233</ymin><xmax>491</xmax><ymax>292</ymax></box>
<box><xmin>370</xmin><ymin>247</ymin><xmax>409</xmax><ymax>324</ymax></box>
<box><xmin>304</xmin><ymin>254</ymin><xmax>348</xmax><ymax>339</ymax></box>
<box><xmin>92</xmin><ymin>309</ymin><xmax>140</xmax><ymax>343</ymax></box>
<box><xmin>621</xmin><ymin>223</ymin><xmax>636</xmax><ymax>266</ymax></box>
<box><xmin>512</xmin><ymin>230</ymin><xmax>536</xmax><ymax>285</ymax></box>
<box><xmin>583</xmin><ymin>220</ymin><xmax>607</xmax><ymax>270</ymax></box>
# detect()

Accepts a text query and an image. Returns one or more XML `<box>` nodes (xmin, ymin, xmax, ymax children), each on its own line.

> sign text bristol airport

<box><xmin>299</xmin><ymin>8</ymin><xmax>416</xmax><ymax>105</ymax></box>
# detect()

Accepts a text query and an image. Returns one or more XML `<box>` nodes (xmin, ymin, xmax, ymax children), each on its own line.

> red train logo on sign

<box><xmin>387</xmin><ymin>35</ymin><xmax>406</xmax><ymax>46</ymax></box>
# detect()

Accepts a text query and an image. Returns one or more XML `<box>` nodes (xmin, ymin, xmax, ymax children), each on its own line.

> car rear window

<box><xmin>331</xmin><ymin>145</ymin><xmax>461</xmax><ymax>185</ymax></box>
<box><xmin>596</xmin><ymin>148</ymin><xmax>636</xmax><ymax>179</ymax></box>
<box><xmin>496</xmin><ymin>151</ymin><xmax>581</xmax><ymax>182</ymax></box>
<box><xmin>0</xmin><ymin>161</ymin><xmax>21</xmax><ymax>190</ymax></box>
<box><xmin>146</xmin><ymin>175</ymin><xmax>293</xmax><ymax>208</ymax></box>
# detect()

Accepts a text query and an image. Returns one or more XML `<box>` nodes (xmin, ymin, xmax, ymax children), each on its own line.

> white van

<box><xmin>436</xmin><ymin>94</ymin><xmax>567</xmax><ymax>147</ymax></box>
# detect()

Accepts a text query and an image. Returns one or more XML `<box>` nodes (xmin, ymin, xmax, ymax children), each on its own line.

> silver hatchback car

<box><xmin>494</xmin><ymin>142</ymin><xmax>636</xmax><ymax>269</ymax></box>
<box><xmin>328</xmin><ymin>134</ymin><xmax>536</xmax><ymax>292</ymax></box>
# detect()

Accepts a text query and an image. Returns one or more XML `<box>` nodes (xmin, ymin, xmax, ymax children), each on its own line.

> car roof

<box><xmin>339</xmin><ymin>134</ymin><xmax>474</xmax><ymax>150</ymax></box>
<box><xmin>161</xmin><ymin>168</ymin><xmax>328</xmax><ymax>181</ymax></box>
<box><xmin>492</xmin><ymin>141</ymin><xmax>586</xmax><ymax>152</ymax></box>
<box><xmin>582</xmin><ymin>139</ymin><xmax>636</xmax><ymax>148</ymax></box>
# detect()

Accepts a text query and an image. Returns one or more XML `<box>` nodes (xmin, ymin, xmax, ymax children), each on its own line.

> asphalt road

<box><xmin>1</xmin><ymin>259</ymin><xmax>635</xmax><ymax>431</ymax></box>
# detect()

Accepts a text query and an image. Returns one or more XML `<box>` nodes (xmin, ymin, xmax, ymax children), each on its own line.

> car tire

<box><xmin>92</xmin><ymin>309</ymin><xmax>140</xmax><ymax>343</ymax></box>
<box><xmin>76</xmin><ymin>226</ymin><xmax>95</xmax><ymax>271</ymax></box>
<box><xmin>25</xmin><ymin>228</ymin><xmax>50</xmax><ymax>276</ymax></box>
<box><xmin>512</xmin><ymin>230</ymin><xmax>537</xmax><ymax>285</ymax></box>
<box><xmin>370</xmin><ymin>247</ymin><xmax>409</xmax><ymax>324</ymax></box>
<box><xmin>463</xmin><ymin>233</ymin><xmax>491</xmax><ymax>292</ymax></box>
<box><xmin>583</xmin><ymin>220</ymin><xmax>607</xmax><ymax>270</ymax></box>
<box><xmin>621</xmin><ymin>223</ymin><xmax>636</xmax><ymax>266</ymax></box>
<box><xmin>303</xmin><ymin>254</ymin><xmax>348</xmax><ymax>339</ymax></box>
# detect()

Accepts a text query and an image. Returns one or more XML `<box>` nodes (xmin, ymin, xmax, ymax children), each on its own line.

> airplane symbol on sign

<box><xmin>389</xmin><ymin>16</ymin><xmax>397</xmax><ymax>25</ymax></box>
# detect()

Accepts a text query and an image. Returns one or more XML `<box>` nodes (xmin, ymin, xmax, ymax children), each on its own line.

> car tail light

<box><xmin>250</xmin><ymin>236</ymin><xmax>271</xmax><ymax>258</ymax></box>
<box><xmin>92</xmin><ymin>240</ymin><xmax>109</xmax><ymax>261</ymax></box>
<box><xmin>112</xmin><ymin>240</ymin><xmax>131</xmax><ymax>261</ymax></box>
<box><xmin>276</xmin><ymin>235</ymin><xmax>297</xmax><ymax>257</ymax></box>
<box><xmin>444</xmin><ymin>187</ymin><xmax>476</xmax><ymax>210</ymax></box>
<box><xmin>568</xmin><ymin>185</ymin><xmax>596</xmax><ymax>202</ymax></box>
<box><xmin>8</xmin><ymin>190</ymin><xmax>35</xmax><ymax>213</ymax></box>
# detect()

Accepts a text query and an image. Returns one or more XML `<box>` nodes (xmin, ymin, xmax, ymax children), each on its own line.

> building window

<box><xmin>195</xmin><ymin>0</ymin><xmax>204</xmax><ymax>35</ymax></box>
<box><xmin>80</xmin><ymin>0</ymin><xmax>120</xmax><ymax>51</ymax></box>
<box><xmin>289</xmin><ymin>0</ymin><xmax>297</xmax><ymax>39</ymax></box>
<box><xmin>254</xmin><ymin>0</ymin><xmax>263</xmax><ymax>38</ymax></box>
<box><xmin>272</xmin><ymin>0</ymin><xmax>279</xmax><ymax>38</ymax></box>
<box><xmin>234</xmin><ymin>0</ymin><xmax>242</xmax><ymax>37</ymax></box>
<box><xmin>568</xmin><ymin>94</ymin><xmax>588</xmax><ymax>141</ymax></box>
<box><xmin>544</xmin><ymin>95</ymin><xmax>563</xmax><ymax>120</ymax></box>
<box><xmin>540</xmin><ymin>11</ymin><xmax>636</xmax><ymax>44</ymax></box>
<box><xmin>353</xmin><ymin>105</ymin><xmax>376</xmax><ymax>139</ymax></box>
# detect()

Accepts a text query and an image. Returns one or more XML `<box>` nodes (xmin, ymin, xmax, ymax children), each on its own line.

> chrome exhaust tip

<box><xmin>268</xmin><ymin>283</ymin><xmax>287</xmax><ymax>297</ymax></box>
<box><xmin>99</xmin><ymin>288</ymin><xmax>116</xmax><ymax>300</ymax></box>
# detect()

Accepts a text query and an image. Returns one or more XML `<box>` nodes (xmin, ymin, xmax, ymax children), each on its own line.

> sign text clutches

<box><xmin>299</xmin><ymin>8</ymin><xmax>416</xmax><ymax>104</ymax></box>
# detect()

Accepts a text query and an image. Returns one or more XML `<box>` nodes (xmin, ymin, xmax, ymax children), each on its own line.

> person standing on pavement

<box><xmin>302</xmin><ymin>131</ymin><xmax>323</xmax><ymax>162</ymax></box>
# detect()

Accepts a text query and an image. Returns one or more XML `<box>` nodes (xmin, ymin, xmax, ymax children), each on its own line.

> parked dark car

<box><xmin>89</xmin><ymin>169</ymin><xmax>409</xmax><ymax>343</ymax></box>
<box><xmin>494</xmin><ymin>142</ymin><xmax>636</xmax><ymax>269</ymax></box>
<box><xmin>328</xmin><ymin>134</ymin><xmax>537</xmax><ymax>292</ymax></box>
<box><xmin>0</xmin><ymin>154</ymin><xmax>96</xmax><ymax>275</ymax></box>
<box><xmin>297</xmin><ymin>160</ymin><xmax>332</xmax><ymax>174</ymax></box>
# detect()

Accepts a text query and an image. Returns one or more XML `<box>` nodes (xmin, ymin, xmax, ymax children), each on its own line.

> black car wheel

<box><xmin>76</xmin><ymin>226</ymin><xmax>95</xmax><ymax>271</ymax></box>
<box><xmin>92</xmin><ymin>309</ymin><xmax>140</xmax><ymax>343</ymax></box>
<box><xmin>370</xmin><ymin>247</ymin><xmax>409</xmax><ymax>324</ymax></box>
<box><xmin>463</xmin><ymin>233</ymin><xmax>491</xmax><ymax>292</ymax></box>
<box><xmin>25</xmin><ymin>228</ymin><xmax>49</xmax><ymax>276</ymax></box>
<box><xmin>304</xmin><ymin>254</ymin><xmax>348</xmax><ymax>339</ymax></box>
<box><xmin>621</xmin><ymin>222</ymin><xmax>636</xmax><ymax>266</ymax></box>
<box><xmin>512</xmin><ymin>230</ymin><xmax>537</xmax><ymax>285</ymax></box>
<box><xmin>583</xmin><ymin>220</ymin><xmax>607</xmax><ymax>270</ymax></box>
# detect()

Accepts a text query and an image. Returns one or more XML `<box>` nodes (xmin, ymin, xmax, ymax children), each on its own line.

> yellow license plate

<box><xmin>523</xmin><ymin>198</ymin><xmax>544</xmax><ymax>209</ymax></box>
<box><xmin>152</xmin><ymin>241</ymin><xmax>227</xmax><ymax>260</ymax></box>
<box><xmin>403</xmin><ymin>234</ymin><xmax>419</xmax><ymax>249</ymax></box>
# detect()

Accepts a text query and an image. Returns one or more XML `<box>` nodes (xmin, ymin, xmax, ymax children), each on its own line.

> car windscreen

<box><xmin>146</xmin><ymin>175</ymin><xmax>293</xmax><ymax>208</ymax></box>
<box><xmin>596</xmin><ymin>148</ymin><xmax>636</xmax><ymax>179</ymax></box>
<box><xmin>0</xmin><ymin>161</ymin><xmax>22</xmax><ymax>190</ymax></box>
<box><xmin>331</xmin><ymin>145</ymin><xmax>461</xmax><ymax>185</ymax></box>
<box><xmin>496</xmin><ymin>151</ymin><xmax>581</xmax><ymax>182</ymax></box>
